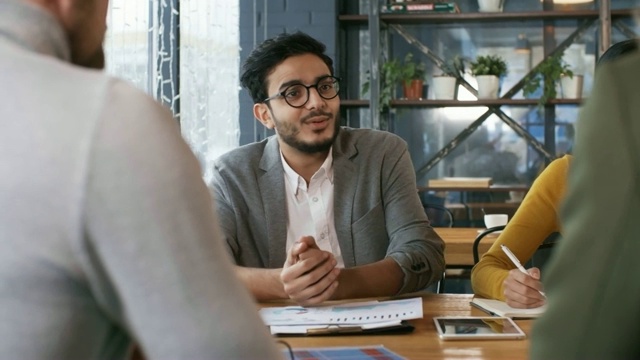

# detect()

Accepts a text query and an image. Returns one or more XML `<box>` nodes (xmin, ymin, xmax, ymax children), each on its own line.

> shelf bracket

<box><xmin>612</xmin><ymin>20</ymin><xmax>638</xmax><ymax>40</ymax></box>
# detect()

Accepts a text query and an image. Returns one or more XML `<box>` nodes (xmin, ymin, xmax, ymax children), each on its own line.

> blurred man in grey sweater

<box><xmin>0</xmin><ymin>0</ymin><xmax>281</xmax><ymax>359</ymax></box>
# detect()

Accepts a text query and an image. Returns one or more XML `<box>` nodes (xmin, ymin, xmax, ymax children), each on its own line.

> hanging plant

<box><xmin>523</xmin><ymin>53</ymin><xmax>573</xmax><ymax>106</ymax></box>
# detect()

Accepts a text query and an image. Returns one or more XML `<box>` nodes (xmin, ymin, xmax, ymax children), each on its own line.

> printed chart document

<box><xmin>471</xmin><ymin>297</ymin><xmax>546</xmax><ymax>319</ymax></box>
<box><xmin>260</xmin><ymin>297</ymin><xmax>422</xmax><ymax>335</ymax></box>
<box><xmin>284</xmin><ymin>345</ymin><xmax>406</xmax><ymax>360</ymax></box>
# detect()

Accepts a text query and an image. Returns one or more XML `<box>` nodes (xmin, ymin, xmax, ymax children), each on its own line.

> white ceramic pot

<box><xmin>475</xmin><ymin>75</ymin><xmax>500</xmax><ymax>99</ymax></box>
<box><xmin>478</xmin><ymin>0</ymin><xmax>504</xmax><ymax>12</ymax></box>
<box><xmin>560</xmin><ymin>74</ymin><xmax>584</xmax><ymax>99</ymax></box>
<box><xmin>432</xmin><ymin>76</ymin><xmax>457</xmax><ymax>100</ymax></box>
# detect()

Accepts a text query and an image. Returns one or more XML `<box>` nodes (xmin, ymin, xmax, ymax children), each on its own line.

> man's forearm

<box><xmin>331</xmin><ymin>257</ymin><xmax>404</xmax><ymax>300</ymax></box>
<box><xmin>234</xmin><ymin>266</ymin><xmax>287</xmax><ymax>301</ymax></box>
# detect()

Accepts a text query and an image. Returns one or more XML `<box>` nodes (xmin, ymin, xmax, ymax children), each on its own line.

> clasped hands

<box><xmin>503</xmin><ymin>267</ymin><xmax>546</xmax><ymax>309</ymax></box>
<box><xmin>280</xmin><ymin>236</ymin><xmax>340</xmax><ymax>306</ymax></box>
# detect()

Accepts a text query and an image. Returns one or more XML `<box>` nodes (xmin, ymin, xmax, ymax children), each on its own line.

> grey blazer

<box><xmin>209</xmin><ymin>127</ymin><xmax>445</xmax><ymax>293</ymax></box>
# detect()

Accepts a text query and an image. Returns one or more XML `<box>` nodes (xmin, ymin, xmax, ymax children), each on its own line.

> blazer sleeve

<box><xmin>207</xmin><ymin>162</ymin><xmax>241</xmax><ymax>262</ymax></box>
<box><xmin>531</xmin><ymin>57</ymin><xmax>640</xmax><ymax>359</ymax></box>
<box><xmin>381</xmin><ymin>138</ymin><xmax>446</xmax><ymax>293</ymax></box>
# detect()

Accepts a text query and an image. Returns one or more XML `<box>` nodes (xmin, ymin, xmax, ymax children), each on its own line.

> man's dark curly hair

<box><xmin>240</xmin><ymin>31</ymin><xmax>334</xmax><ymax>104</ymax></box>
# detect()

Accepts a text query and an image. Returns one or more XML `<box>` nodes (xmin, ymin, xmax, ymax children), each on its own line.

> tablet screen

<box><xmin>433</xmin><ymin>316</ymin><xmax>526</xmax><ymax>340</ymax></box>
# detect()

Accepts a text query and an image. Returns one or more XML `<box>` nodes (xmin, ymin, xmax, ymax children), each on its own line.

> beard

<box><xmin>71</xmin><ymin>44</ymin><xmax>105</xmax><ymax>70</ymax></box>
<box><xmin>273</xmin><ymin>110</ymin><xmax>341</xmax><ymax>154</ymax></box>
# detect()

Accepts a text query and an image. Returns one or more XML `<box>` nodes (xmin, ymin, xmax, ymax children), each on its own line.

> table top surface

<box><xmin>418</xmin><ymin>185</ymin><xmax>530</xmax><ymax>192</ymax></box>
<box><xmin>264</xmin><ymin>293</ymin><xmax>532</xmax><ymax>360</ymax></box>
<box><xmin>434</xmin><ymin>227</ymin><xmax>499</xmax><ymax>267</ymax></box>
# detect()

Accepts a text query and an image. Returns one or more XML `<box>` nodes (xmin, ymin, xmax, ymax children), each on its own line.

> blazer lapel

<box><xmin>258</xmin><ymin>137</ymin><xmax>288</xmax><ymax>267</ymax></box>
<box><xmin>332</xmin><ymin>130</ymin><xmax>358</xmax><ymax>267</ymax></box>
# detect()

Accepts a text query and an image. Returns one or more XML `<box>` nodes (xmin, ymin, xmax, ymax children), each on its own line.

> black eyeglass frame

<box><xmin>263</xmin><ymin>76</ymin><xmax>341</xmax><ymax>108</ymax></box>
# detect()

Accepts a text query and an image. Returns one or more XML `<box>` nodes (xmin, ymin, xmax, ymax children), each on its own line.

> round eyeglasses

<box><xmin>263</xmin><ymin>76</ymin><xmax>340</xmax><ymax>108</ymax></box>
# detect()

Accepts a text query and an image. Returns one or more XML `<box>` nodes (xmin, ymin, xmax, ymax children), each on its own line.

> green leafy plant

<box><xmin>362</xmin><ymin>53</ymin><xmax>426</xmax><ymax>111</ymax></box>
<box><xmin>522</xmin><ymin>53</ymin><xmax>574</xmax><ymax>106</ymax></box>
<box><xmin>399</xmin><ymin>53</ymin><xmax>426</xmax><ymax>86</ymax></box>
<box><xmin>439</xmin><ymin>55</ymin><xmax>467</xmax><ymax>78</ymax></box>
<box><xmin>470</xmin><ymin>55</ymin><xmax>508</xmax><ymax>77</ymax></box>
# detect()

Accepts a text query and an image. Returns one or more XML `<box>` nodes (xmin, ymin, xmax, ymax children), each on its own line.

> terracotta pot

<box><xmin>402</xmin><ymin>79</ymin><xmax>424</xmax><ymax>100</ymax></box>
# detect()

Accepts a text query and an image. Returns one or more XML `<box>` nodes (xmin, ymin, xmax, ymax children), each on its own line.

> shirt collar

<box><xmin>280</xmin><ymin>148</ymin><xmax>334</xmax><ymax>195</ymax></box>
<box><xmin>0</xmin><ymin>0</ymin><xmax>71</xmax><ymax>62</ymax></box>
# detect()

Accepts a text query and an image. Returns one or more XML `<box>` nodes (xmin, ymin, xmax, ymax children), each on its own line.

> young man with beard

<box><xmin>0</xmin><ymin>0</ymin><xmax>280</xmax><ymax>358</ymax></box>
<box><xmin>209</xmin><ymin>32</ymin><xmax>445</xmax><ymax>306</ymax></box>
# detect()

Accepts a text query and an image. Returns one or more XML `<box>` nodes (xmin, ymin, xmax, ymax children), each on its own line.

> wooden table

<box><xmin>267</xmin><ymin>294</ymin><xmax>532</xmax><ymax>360</ymax></box>
<box><xmin>418</xmin><ymin>185</ymin><xmax>529</xmax><ymax>193</ymax></box>
<box><xmin>434</xmin><ymin>227</ymin><xmax>499</xmax><ymax>267</ymax></box>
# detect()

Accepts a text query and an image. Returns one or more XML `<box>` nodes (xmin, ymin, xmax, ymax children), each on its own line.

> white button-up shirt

<box><xmin>281</xmin><ymin>151</ymin><xmax>344</xmax><ymax>268</ymax></box>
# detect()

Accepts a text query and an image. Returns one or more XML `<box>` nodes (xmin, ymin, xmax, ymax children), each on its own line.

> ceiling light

<box><xmin>541</xmin><ymin>0</ymin><xmax>593</xmax><ymax>3</ymax></box>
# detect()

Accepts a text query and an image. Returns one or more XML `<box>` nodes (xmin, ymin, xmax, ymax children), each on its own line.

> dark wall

<box><xmin>238</xmin><ymin>0</ymin><xmax>338</xmax><ymax>146</ymax></box>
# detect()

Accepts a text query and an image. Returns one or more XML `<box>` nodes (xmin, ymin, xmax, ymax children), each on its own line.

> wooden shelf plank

<box><xmin>338</xmin><ymin>9</ymin><xmax>634</xmax><ymax>24</ymax></box>
<box><xmin>341</xmin><ymin>98</ymin><xmax>583</xmax><ymax>108</ymax></box>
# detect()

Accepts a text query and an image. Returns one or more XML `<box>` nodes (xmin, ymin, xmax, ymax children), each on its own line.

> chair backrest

<box><xmin>472</xmin><ymin>225</ymin><xmax>506</xmax><ymax>264</ymax></box>
<box><xmin>423</xmin><ymin>203</ymin><xmax>454</xmax><ymax>228</ymax></box>
<box><xmin>473</xmin><ymin>227</ymin><xmax>561</xmax><ymax>265</ymax></box>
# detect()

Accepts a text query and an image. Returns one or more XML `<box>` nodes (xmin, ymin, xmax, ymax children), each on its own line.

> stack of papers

<box><xmin>260</xmin><ymin>297</ymin><xmax>423</xmax><ymax>335</ymax></box>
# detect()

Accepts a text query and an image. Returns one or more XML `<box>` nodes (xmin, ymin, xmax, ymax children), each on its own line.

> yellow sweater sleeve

<box><xmin>470</xmin><ymin>155</ymin><xmax>571</xmax><ymax>300</ymax></box>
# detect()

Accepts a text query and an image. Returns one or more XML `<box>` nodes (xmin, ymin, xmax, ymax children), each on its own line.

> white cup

<box><xmin>484</xmin><ymin>214</ymin><xmax>508</xmax><ymax>229</ymax></box>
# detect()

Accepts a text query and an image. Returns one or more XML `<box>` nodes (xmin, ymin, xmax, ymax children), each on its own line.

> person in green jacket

<box><xmin>531</xmin><ymin>46</ymin><xmax>640</xmax><ymax>358</ymax></box>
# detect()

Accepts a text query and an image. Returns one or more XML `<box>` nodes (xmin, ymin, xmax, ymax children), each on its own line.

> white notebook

<box><xmin>471</xmin><ymin>297</ymin><xmax>546</xmax><ymax>319</ymax></box>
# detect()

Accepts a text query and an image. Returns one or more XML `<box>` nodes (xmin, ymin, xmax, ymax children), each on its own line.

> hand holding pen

<box><xmin>501</xmin><ymin>245</ymin><xmax>547</xmax><ymax>309</ymax></box>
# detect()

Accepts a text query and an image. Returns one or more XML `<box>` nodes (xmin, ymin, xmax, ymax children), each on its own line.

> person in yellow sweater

<box><xmin>470</xmin><ymin>39</ymin><xmax>638</xmax><ymax>309</ymax></box>
<box><xmin>471</xmin><ymin>155</ymin><xmax>571</xmax><ymax>308</ymax></box>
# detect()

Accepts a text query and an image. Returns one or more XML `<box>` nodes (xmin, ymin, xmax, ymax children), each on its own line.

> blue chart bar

<box><xmin>283</xmin><ymin>345</ymin><xmax>406</xmax><ymax>360</ymax></box>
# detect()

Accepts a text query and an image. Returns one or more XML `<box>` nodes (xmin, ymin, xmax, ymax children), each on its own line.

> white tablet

<box><xmin>433</xmin><ymin>316</ymin><xmax>526</xmax><ymax>340</ymax></box>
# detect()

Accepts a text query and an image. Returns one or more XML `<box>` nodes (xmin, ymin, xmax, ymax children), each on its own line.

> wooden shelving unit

<box><xmin>337</xmin><ymin>1</ymin><xmax>634</xmax><ymax>179</ymax></box>
<box><xmin>341</xmin><ymin>98</ymin><xmax>583</xmax><ymax>108</ymax></box>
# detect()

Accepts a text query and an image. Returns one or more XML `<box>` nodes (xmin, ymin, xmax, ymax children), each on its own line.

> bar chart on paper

<box><xmin>285</xmin><ymin>346</ymin><xmax>406</xmax><ymax>360</ymax></box>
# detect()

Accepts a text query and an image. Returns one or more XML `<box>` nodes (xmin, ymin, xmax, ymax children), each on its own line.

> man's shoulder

<box><xmin>215</xmin><ymin>138</ymin><xmax>271</xmax><ymax>170</ymax></box>
<box><xmin>339</xmin><ymin>127</ymin><xmax>407</xmax><ymax>151</ymax></box>
<box><xmin>598</xmin><ymin>51</ymin><xmax>640</xmax><ymax>89</ymax></box>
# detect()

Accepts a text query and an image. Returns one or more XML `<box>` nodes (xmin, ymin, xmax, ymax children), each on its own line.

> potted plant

<box><xmin>523</xmin><ymin>53</ymin><xmax>576</xmax><ymax>106</ymax></box>
<box><xmin>362</xmin><ymin>53</ymin><xmax>426</xmax><ymax>111</ymax></box>
<box><xmin>470</xmin><ymin>54</ymin><xmax>508</xmax><ymax>99</ymax></box>
<box><xmin>433</xmin><ymin>55</ymin><xmax>467</xmax><ymax>100</ymax></box>
<box><xmin>398</xmin><ymin>53</ymin><xmax>426</xmax><ymax>100</ymax></box>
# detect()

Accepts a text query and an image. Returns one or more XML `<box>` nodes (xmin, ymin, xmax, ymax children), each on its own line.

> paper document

<box><xmin>284</xmin><ymin>345</ymin><xmax>407</xmax><ymax>360</ymax></box>
<box><xmin>260</xmin><ymin>297</ymin><xmax>423</xmax><ymax>335</ymax></box>
<box><xmin>471</xmin><ymin>297</ymin><xmax>546</xmax><ymax>318</ymax></box>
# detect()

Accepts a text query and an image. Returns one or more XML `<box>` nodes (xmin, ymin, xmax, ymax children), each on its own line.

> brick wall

<box><xmin>238</xmin><ymin>0</ymin><xmax>338</xmax><ymax>145</ymax></box>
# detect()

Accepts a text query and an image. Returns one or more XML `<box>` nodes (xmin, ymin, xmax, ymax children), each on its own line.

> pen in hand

<box><xmin>500</xmin><ymin>244</ymin><xmax>547</xmax><ymax>298</ymax></box>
